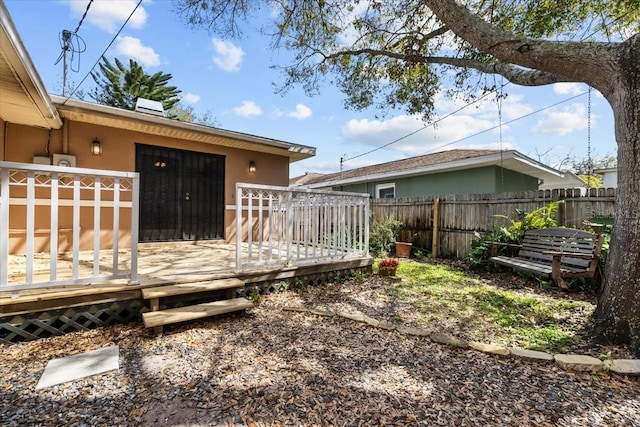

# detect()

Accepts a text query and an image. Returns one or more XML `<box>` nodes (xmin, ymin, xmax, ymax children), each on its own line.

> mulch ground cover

<box><xmin>1</xmin><ymin>268</ymin><xmax>639</xmax><ymax>426</ymax></box>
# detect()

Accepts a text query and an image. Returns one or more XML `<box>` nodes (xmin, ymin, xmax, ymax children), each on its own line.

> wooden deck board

<box><xmin>141</xmin><ymin>278</ymin><xmax>244</xmax><ymax>299</ymax></box>
<box><xmin>142</xmin><ymin>298</ymin><xmax>254</xmax><ymax>328</ymax></box>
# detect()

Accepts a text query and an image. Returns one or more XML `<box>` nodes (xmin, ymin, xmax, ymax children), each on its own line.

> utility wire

<box><xmin>340</xmin><ymin>12</ymin><xmax>628</xmax><ymax>168</ymax></box>
<box><xmin>74</xmin><ymin>0</ymin><xmax>94</xmax><ymax>34</ymax></box>
<box><xmin>415</xmin><ymin>91</ymin><xmax>588</xmax><ymax>157</ymax></box>
<box><xmin>54</xmin><ymin>0</ymin><xmax>92</xmax><ymax>94</ymax></box>
<box><xmin>347</xmin><ymin>82</ymin><xmax>510</xmax><ymax>162</ymax></box>
<box><xmin>62</xmin><ymin>0</ymin><xmax>144</xmax><ymax>104</ymax></box>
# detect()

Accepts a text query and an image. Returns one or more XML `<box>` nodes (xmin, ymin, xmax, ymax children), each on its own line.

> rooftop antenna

<box><xmin>340</xmin><ymin>154</ymin><xmax>348</xmax><ymax>178</ymax></box>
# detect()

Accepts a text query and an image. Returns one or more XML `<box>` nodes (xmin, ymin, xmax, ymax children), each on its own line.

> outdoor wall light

<box><xmin>91</xmin><ymin>138</ymin><xmax>102</xmax><ymax>156</ymax></box>
<box><xmin>249</xmin><ymin>160</ymin><xmax>256</xmax><ymax>173</ymax></box>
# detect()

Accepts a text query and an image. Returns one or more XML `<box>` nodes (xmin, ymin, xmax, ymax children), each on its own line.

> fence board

<box><xmin>371</xmin><ymin>188</ymin><xmax>616</xmax><ymax>258</ymax></box>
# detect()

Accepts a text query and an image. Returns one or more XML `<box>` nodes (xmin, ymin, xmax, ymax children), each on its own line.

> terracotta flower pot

<box><xmin>395</xmin><ymin>242</ymin><xmax>412</xmax><ymax>258</ymax></box>
<box><xmin>379</xmin><ymin>267</ymin><xmax>397</xmax><ymax>277</ymax></box>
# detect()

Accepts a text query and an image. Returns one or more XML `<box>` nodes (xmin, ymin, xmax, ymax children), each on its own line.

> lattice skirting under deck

<box><xmin>0</xmin><ymin>300</ymin><xmax>143</xmax><ymax>344</ymax></box>
<box><xmin>239</xmin><ymin>265</ymin><xmax>372</xmax><ymax>297</ymax></box>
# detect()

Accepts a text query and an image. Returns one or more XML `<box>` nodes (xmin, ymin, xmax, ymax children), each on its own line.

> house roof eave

<box><xmin>0</xmin><ymin>3</ymin><xmax>62</xmax><ymax>129</ymax></box>
<box><xmin>305</xmin><ymin>150</ymin><xmax>563</xmax><ymax>188</ymax></box>
<box><xmin>50</xmin><ymin>95</ymin><xmax>316</xmax><ymax>162</ymax></box>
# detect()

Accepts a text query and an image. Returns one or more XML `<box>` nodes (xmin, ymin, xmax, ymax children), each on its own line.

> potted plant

<box><xmin>395</xmin><ymin>229</ymin><xmax>414</xmax><ymax>258</ymax></box>
<box><xmin>378</xmin><ymin>258</ymin><xmax>399</xmax><ymax>277</ymax></box>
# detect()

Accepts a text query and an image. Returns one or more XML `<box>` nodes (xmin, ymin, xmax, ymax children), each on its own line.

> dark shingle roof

<box><xmin>289</xmin><ymin>172</ymin><xmax>327</xmax><ymax>186</ymax></box>
<box><xmin>305</xmin><ymin>149</ymin><xmax>504</xmax><ymax>185</ymax></box>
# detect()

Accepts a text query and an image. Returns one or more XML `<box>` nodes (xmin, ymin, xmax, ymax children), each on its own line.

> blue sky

<box><xmin>5</xmin><ymin>0</ymin><xmax>618</xmax><ymax>178</ymax></box>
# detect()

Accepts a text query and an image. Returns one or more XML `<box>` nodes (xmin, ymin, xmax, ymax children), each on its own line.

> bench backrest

<box><xmin>518</xmin><ymin>228</ymin><xmax>604</xmax><ymax>271</ymax></box>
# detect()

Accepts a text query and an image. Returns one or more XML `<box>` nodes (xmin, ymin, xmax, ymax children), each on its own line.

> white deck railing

<box><xmin>235</xmin><ymin>183</ymin><xmax>370</xmax><ymax>272</ymax></box>
<box><xmin>0</xmin><ymin>161</ymin><xmax>139</xmax><ymax>290</ymax></box>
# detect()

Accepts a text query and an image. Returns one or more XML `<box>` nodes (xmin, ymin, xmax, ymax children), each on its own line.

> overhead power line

<box><xmin>347</xmin><ymin>82</ymin><xmax>510</xmax><ymax>162</ymax></box>
<box><xmin>62</xmin><ymin>0</ymin><xmax>144</xmax><ymax>104</ymax></box>
<box><xmin>74</xmin><ymin>0</ymin><xmax>94</xmax><ymax>34</ymax></box>
<box><xmin>416</xmin><ymin>91</ymin><xmax>588</xmax><ymax>157</ymax></box>
<box><xmin>340</xmin><ymin>11</ymin><xmax>628</xmax><ymax>167</ymax></box>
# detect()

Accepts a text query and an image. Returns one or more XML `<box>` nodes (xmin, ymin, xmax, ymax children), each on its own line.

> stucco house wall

<box><xmin>4</xmin><ymin>117</ymin><xmax>295</xmax><ymax>254</ymax></box>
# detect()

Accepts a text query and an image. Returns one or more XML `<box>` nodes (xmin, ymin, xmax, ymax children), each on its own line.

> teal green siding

<box><xmin>335</xmin><ymin>166</ymin><xmax>538</xmax><ymax>197</ymax></box>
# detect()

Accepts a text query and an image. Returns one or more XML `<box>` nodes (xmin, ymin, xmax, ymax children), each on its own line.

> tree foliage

<box><xmin>571</xmin><ymin>154</ymin><xmax>617</xmax><ymax>187</ymax></box>
<box><xmin>174</xmin><ymin>0</ymin><xmax>640</xmax><ymax>354</ymax></box>
<box><xmin>168</xmin><ymin>103</ymin><xmax>219</xmax><ymax>127</ymax></box>
<box><xmin>571</xmin><ymin>154</ymin><xmax>618</xmax><ymax>175</ymax></box>
<box><xmin>90</xmin><ymin>57</ymin><xmax>181</xmax><ymax>112</ymax></box>
<box><xmin>174</xmin><ymin>0</ymin><xmax>638</xmax><ymax>116</ymax></box>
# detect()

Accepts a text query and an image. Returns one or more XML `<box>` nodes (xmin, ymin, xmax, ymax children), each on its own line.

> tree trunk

<box><xmin>592</xmin><ymin>35</ymin><xmax>640</xmax><ymax>356</ymax></box>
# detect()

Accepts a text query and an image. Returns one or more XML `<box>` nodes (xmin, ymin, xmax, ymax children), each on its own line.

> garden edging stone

<box><xmin>284</xmin><ymin>306</ymin><xmax>640</xmax><ymax>376</ymax></box>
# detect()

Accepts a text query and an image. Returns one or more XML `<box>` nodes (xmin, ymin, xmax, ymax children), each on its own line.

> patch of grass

<box><xmin>386</xmin><ymin>260</ymin><xmax>594</xmax><ymax>354</ymax></box>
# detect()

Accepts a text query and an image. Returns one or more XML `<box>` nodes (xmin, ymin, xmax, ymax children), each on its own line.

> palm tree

<box><xmin>90</xmin><ymin>57</ymin><xmax>181</xmax><ymax>112</ymax></box>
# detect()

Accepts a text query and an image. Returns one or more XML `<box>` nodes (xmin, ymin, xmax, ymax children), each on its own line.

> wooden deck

<box><xmin>1</xmin><ymin>242</ymin><xmax>372</xmax><ymax>321</ymax></box>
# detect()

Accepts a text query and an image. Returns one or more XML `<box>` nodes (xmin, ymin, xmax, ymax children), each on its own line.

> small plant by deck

<box><xmin>378</xmin><ymin>258</ymin><xmax>399</xmax><ymax>268</ymax></box>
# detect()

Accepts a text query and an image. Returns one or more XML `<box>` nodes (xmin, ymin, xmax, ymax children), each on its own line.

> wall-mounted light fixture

<box><xmin>91</xmin><ymin>138</ymin><xmax>102</xmax><ymax>156</ymax></box>
<box><xmin>249</xmin><ymin>160</ymin><xmax>256</xmax><ymax>173</ymax></box>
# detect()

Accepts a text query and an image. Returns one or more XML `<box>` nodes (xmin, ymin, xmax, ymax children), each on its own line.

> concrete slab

<box><xmin>36</xmin><ymin>345</ymin><xmax>119</xmax><ymax>390</ymax></box>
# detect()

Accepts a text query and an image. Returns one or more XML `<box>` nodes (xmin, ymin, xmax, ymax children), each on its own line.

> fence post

<box><xmin>432</xmin><ymin>197</ymin><xmax>440</xmax><ymax>258</ymax></box>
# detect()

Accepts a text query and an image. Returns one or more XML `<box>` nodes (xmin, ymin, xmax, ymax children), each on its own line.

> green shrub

<box><xmin>369</xmin><ymin>214</ymin><xmax>403</xmax><ymax>257</ymax></box>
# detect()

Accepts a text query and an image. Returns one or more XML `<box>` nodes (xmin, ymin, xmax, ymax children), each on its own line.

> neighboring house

<box><xmin>289</xmin><ymin>172</ymin><xmax>326</xmax><ymax>187</ymax></box>
<box><xmin>538</xmin><ymin>170</ymin><xmax>586</xmax><ymax>191</ymax></box>
<box><xmin>302</xmin><ymin>149</ymin><xmax>568</xmax><ymax>198</ymax></box>
<box><xmin>594</xmin><ymin>168</ymin><xmax>618</xmax><ymax>188</ymax></box>
<box><xmin>0</xmin><ymin>4</ymin><xmax>315</xmax><ymax>254</ymax></box>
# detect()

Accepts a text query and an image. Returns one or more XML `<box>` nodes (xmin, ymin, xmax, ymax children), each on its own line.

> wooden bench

<box><xmin>490</xmin><ymin>228</ymin><xmax>604</xmax><ymax>289</ymax></box>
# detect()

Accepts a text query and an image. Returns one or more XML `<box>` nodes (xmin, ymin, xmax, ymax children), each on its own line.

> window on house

<box><xmin>376</xmin><ymin>183</ymin><xmax>395</xmax><ymax>198</ymax></box>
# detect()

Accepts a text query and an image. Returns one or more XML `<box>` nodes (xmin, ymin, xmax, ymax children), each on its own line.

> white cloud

<box><xmin>553</xmin><ymin>83</ymin><xmax>585</xmax><ymax>96</ymax></box>
<box><xmin>115</xmin><ymin>36</ymin><xmax>159</xmax><ymax>67</ymax></box>
<box><xmin>286</xmin><ymin>104</ymin><xmax>312</xmax><ymax>120</ymax></box>
<box><xmin>342</xmin><ymin>113</ymin><xmax>499</xmax><ymax>156</ymax></box>
<box><xmin>433</xmin><ymin>91</ymin><xmax>534</xmax><ymax>121</ymax></box>
<box><xmin>64</xmin><ymin>0</ymin><xmax>147</xmax><ymax>33</ymax></box>
<box><xmin>232</xmin><ymin>100</ymin><xmax>262</xmax><ymax>117</ymax></box>
<box><xmin>212</xmin><ymin>39</ymin><xmax>245</xmax><ymax>72</ymax></box>
<box><xmin>182</xmin><ymin>93</ymin><xmax>201</xmax><ymax>104</ymax></box>
<box><xmin>531</xmin><ymin>103</ymin><xmax>591</xmax><ymax>136</ymax></box>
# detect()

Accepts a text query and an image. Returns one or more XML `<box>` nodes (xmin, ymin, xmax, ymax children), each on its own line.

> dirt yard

<box><xmin>1</xmin><ymin>275</ymin><xmax>639</xmax><ymax>426</ymax></box>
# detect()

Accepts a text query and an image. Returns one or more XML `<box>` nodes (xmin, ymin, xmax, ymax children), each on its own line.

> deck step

<box><xmin>141</xmin><ymin>278</ymin><xmax>244</xmax><ymax>299</ymax></box>
<box><xmin>142</xmin><ymin>298</ymin><xmax>254</xmax><ymax>328</ymax></box>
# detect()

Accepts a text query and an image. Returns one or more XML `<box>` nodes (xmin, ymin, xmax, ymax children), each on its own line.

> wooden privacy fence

<box><xmin>236</xmin><ymin>183</ymin><xmax>370</xmax><ymax>272</ymax></box>
<box><xmin>372</xmin><ymin>188</ymin><xmax>616</xmax><ymax>259</ymax></box>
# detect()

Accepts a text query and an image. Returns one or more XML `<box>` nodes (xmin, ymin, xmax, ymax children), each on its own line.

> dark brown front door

<box><xmin>136</xmin><ymin>144</ymin><xmax>225</xmax><ymax>242</ymax></box>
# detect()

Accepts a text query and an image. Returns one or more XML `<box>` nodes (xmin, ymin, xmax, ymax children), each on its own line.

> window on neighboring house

<box><xmin>376</xmin><ymin>183</ymin><xmax>395</xmax><ymax>198</ymax></box>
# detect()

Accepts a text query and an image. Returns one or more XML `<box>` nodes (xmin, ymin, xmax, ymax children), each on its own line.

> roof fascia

<box><xmin>306</xmin><ymin>150</ymin><xmax>562</xmax><ymax>188</ymax></box>
<box><xmin>0</xmin><ymin>3</ymin><xmax>62</xmax><ymax>128</ymax></box>
<box><xmin>51</xmin><ymin>95</ymin><xmax>316</xmax><ymax>161</ymax></box>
